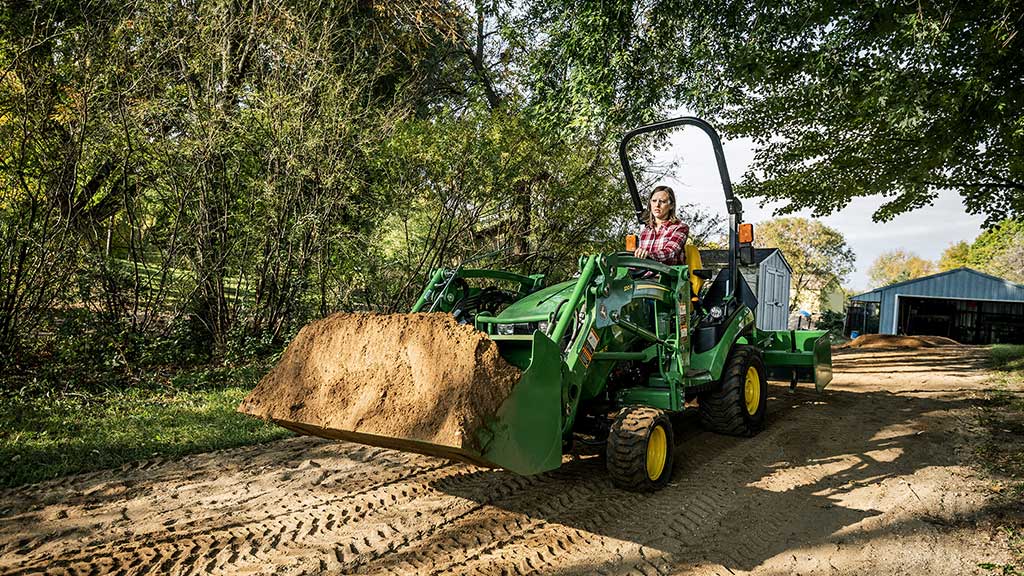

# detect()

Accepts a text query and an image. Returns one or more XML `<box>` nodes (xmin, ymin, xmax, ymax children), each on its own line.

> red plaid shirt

<box><xmin>639</xmin><ymin>221</ymin><xmax>689</xmax><ymax>265</ymax></box>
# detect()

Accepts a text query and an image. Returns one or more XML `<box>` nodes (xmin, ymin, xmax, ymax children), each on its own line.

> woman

<box><xmin>634</xmin><ymin>185</ymin><xmax>689</xmax><ymax>265</ymax></box>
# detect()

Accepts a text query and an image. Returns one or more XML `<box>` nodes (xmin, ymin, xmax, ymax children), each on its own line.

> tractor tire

<box><xmin>699</xmin><ymin>344</ymin><xmax>767</xmax><ymax>436</ymax></box>
<box><xmin>606</xmin><ymin>407</ymin><xmax>674</xmax><ymax>492</ymax></box>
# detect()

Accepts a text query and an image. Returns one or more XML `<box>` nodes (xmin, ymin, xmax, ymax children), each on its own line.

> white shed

<box><xmin>698</xmin><ymin>248</ymin><xmax>792</xmax><ymax>331</ymax></box>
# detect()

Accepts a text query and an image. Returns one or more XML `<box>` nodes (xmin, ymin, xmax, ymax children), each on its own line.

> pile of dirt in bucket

<box><xmin>238</xmin><ymin>313</ymin><xmax>521</xmax><ymax>453</ymax></box>
<box><xmin>839</xmin><ymin>334</ymin><xmax>962</xmax><ymax>350</ymax></box>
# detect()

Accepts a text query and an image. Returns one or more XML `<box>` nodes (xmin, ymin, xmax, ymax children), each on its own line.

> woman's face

<box><xmin>649</xmin><ymin>190</ymin><xmax>673</xmax><ymax>222</ymax></box>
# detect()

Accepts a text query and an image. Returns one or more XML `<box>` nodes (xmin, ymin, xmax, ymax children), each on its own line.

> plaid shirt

<box><xmin>639</xmin><ymin>221</ymin><xmax>689</xmax><ymax>265</ymax></box>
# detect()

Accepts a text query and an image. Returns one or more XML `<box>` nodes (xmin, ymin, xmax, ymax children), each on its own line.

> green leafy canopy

<box><xmin>677</xmin><ymin>1</ymin><xmax>1024</xmax><ymax>226</ymax></box>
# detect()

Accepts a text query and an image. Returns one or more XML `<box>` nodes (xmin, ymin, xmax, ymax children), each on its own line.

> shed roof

<box><xmin>699</xmin><ymin>248</ymin><xmax>791</xmax><ymax>272</ymax></box>
<box><xmin>850</xmin><ymin>267</ymin><xmax>1024</xmax><ymax>303</ymax></box>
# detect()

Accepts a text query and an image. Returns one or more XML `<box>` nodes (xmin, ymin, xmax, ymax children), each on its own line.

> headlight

<box><xmin>537</xmin><ymin>320</ymin><xmax>550</xmax><ymax>334</ymax></box>
<box><xmin>495</xmin><ymin>322</ymin><xmax>544</xmax><ymax>335</ymax></box>
<box><xmin>709</xmin><ymin>305</ymin><xmax>725</xmax><ymax>320</ymax></box>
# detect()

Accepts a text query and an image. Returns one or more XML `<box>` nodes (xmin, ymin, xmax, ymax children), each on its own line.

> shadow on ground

<box><xmin>419</xmin><ymin>378</ymin><xmax>984</xmax><ymax>574</ymax></box>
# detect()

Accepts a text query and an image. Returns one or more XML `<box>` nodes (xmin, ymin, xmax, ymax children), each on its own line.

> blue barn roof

<box><xmin>849</xmin><ymin>268</ymin><xmax>1024</xmax><ymax>335</ymax></box>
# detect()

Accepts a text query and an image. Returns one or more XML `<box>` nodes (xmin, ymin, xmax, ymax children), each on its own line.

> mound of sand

<box><xmin>839</xmin><ymin>334</ymin><xmax>962</xmax><ymax>350</ymax></box>
<box><xmin>238</xmin><ymin>313</ymin><xmax>521</xmax><ymax>452</ymax></box>
<box><xmin>915</xmin><ymin>335</ymin><xmax>962</xmax><ymax>347</ymax></box>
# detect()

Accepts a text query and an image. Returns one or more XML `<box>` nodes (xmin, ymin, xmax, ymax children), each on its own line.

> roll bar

<box><xmin>617</xmin><ymin>116</ymin><xmax>743</xmax><ymax>304</ymax></box>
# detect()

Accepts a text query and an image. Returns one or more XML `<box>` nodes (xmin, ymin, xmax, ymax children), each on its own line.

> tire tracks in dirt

<box><xmin>0</xmin><ymin>390</ymin><xmax>869</xmax><ymax>576</ymax></box>
<box><xmin>3</xmin><ymin>445</ymin><xmax>459</xmax><ymax>575</ymax></box>
<box><xmin>0</xmin><ymin>347</ymin><xmax>1012</xmax><ymax>576</ymax></box>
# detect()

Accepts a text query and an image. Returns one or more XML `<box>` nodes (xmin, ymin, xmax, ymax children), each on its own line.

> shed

<box><xmin>849</xmin><ymin>268</ymin><xmax>1024</xmax><ymax>344</ymax></box>
<box><xmin>700</xmin><ymin>248</ymin><xmax>792</xmax><ymax>331</ymax></box>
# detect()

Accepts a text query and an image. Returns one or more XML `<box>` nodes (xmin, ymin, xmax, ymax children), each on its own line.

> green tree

<box><xmin>0</xmin><ymin>0</ymin><xmax>734</xmax><ymax>361</ymax></box>
<box><xmin>677</xmin><ymin>1</ymin><xmax>1024</xmax><ymax>226</ymax></box>
<box><xmin>868</xmin><ymin>250</ymin><xmax>937</xmax><ymax>288</ymax></box>
<box><xmin>953</xmin><ymin>219</ymin><xmax>1024</xmax><ymax>283</ymax></box>
<box><xmin>939</xmin><ymin>241</ymin><xmax>972</xmax><ymax>271</ymax></box>
<box><xmin>754</xmin><ymin>218</ymin><xmax>856</xmax><ymax>313</ymax></box>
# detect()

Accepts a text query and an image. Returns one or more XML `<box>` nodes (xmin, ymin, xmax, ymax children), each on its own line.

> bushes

<box><xmin>991</xmin><ymin>345</ymin><xmax>1024</xmax><ymax>371</ymax></box>
<box><xmin>816</xmin><ymin>310</ymin><xmax>846</xmax><ymax>336</ymax></box>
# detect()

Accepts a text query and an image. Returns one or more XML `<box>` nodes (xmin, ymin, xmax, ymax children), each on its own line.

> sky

<box><xmin>649</xmin><ymin>127</ymin><xmax>987</xmax><ymax>294</ymax></box>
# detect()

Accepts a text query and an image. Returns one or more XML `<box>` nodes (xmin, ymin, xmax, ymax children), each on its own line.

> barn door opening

<box><xmin>897</xmin><ymin>296</ymin><xmax>1024</xmax><ymax>344</ymax></box>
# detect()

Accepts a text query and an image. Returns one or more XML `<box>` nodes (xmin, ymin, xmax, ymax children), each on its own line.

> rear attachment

<box><xmin>761</xmin><ymin>329</ymin><xmax>833</xmax><ymax>391</ymax></box>
<box><xmin>238</xmin><ymin>313</ymin><xmax>564</xmax><ymax>475</ymax></box>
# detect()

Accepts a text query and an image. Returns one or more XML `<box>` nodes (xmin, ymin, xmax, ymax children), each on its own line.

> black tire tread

<box><xmin>699</xmin><ymin>344</ymin><xmax>766</xmax><ymax>437</ymax></box>
<box><xmin>605</xmin><ymin>407</ymin><xmax>674</xmax><ymax>492</ymax></box>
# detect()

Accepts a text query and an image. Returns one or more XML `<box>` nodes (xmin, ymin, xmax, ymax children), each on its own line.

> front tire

<box><xmin>606</xmin><ymin>407</ymin><xmax>674</xmax><ymax>491</ymax></box>
<box><xmin>699</xmin><ymin>344</ymin><xmax>767</xmax><ymax>436</ymax></box>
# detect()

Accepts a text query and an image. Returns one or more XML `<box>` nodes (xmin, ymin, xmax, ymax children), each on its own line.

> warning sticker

<box><xmin>580</xmin><ymin>329</ymin><xmax>600</xmax><ymax>368</ymax></box>
<box><xmin>579</xmin><ymin>346</ymin><xmax>593</xmax><ymax>368</ymax></box>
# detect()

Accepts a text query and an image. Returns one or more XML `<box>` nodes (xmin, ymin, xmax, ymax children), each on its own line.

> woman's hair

<box><xmin>645</xmin><ymin>185</ymin><xmax>680</xmax><ymax>228</ymax></box>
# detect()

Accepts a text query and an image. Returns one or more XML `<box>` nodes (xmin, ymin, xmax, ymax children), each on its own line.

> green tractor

<box><xmin>249</xmin><ymin>117</ymin><xmax>832</xmax><ymax>492</ymax></box>
<box><xmin>403</xmin><ymin>116</ymin><xmax>832</xmax><ymax>490</ymax></box>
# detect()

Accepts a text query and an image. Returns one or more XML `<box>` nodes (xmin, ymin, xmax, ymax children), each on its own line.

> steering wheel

<box><xmin>476</xmin><ymin>286</ymin><xmax>518</xmax><ymax>313</ymax></box>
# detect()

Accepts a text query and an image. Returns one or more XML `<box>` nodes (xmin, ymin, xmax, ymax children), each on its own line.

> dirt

<box><xmin>2</xmin><ymin>346</ymin><xmax>1022</xmax><ymax>575</ymax></box>
<box><xmin>840</xmin><ymin>333</ymin><xmax>963</xmax><ymax>349</ymax></box>
<box><xmin>238</xmin><ymin>313</ymin><xmax>520</xmax><ymax>453</ymax></box>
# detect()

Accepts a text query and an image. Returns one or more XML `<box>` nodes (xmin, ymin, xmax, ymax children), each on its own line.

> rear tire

<box><xmin>606</xmin><ymin>407</ymin><xmax>674</xmax><ymax>491</ymax></box>
<box><xmin>699</xmin><ymin>344</ymin><xmax>767</xmax><ymax>436</ymax></box>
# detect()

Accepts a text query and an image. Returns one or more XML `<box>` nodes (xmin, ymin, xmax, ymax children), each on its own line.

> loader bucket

<box><xmin>477</xmin><ymin>332</ymin><xmax>564</xmax><ymax>474</ymax></box>
<box><xmin>238</xmin><ymin>313</ymin><xmax>564</xmax><ymax>475</ymax></box>
<box><xmin>762</xmin><ymin>329</ymin><xmax>833</xmax><ymax>391</ymax></box>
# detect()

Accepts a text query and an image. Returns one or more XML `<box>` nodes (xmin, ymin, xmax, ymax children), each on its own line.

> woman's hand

<box><xmin>633</xmin><ymin>247</ymin><xmax>648</xmax><ymax>259</ymax></box>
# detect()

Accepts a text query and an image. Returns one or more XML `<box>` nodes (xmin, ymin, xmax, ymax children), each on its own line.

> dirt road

<box><xmin>1</xmin><ymin>347</ymin><xmax>1018</xmax><ymax>575</ymax></box>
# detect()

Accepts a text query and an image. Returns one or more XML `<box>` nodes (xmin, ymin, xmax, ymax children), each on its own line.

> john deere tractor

<box><xmin>248</xmin><ymin>117</ymin><xmax>832</xmax><ymax>492</ymax></box>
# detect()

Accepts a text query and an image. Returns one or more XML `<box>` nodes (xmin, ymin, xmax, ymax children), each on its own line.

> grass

<box><xmin>976</xmin><ymin>345</ymin><xmax>1024</xmax><ymax>575</ymax></box>
<box><xmin>980</xmin><ymin>526</ymin><xmax>1024</xmax><ymax>575</ymax></box>
<box><xmin>992</xmin><ymin>344</ymin><xmax>1024</xmax><ymax>371</ymax></box>
<box><xmin>0</xmin><ymin>362</ymin><xmax>292</xmax><ymax>489</ymax></box>
<box><xmin>975</xmin><ymin>344</ymin><xmax>1024</xmax><ymax>478</ymax></box>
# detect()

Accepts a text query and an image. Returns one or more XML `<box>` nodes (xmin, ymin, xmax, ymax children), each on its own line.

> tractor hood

<box><xmin>498</xmin><ymin>279</ymin><xmax>577</xmax><ymax>320</ymax></box>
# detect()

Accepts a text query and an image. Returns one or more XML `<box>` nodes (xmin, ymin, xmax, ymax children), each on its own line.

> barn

<box><xmin>847</xmin><ymin>267</ymin><xmax>1024</xmax><ymax>344</ymax></box>
<box><xmin>699</xmin><ymin>248</ymin><xmax>792</xmax><ymax>331</ymax></box>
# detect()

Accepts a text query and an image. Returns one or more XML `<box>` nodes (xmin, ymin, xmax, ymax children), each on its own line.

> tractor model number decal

<box><xmin>580</xmin><ymin>329</ymin><xmax>600</xmax><ymax>368</ymax></box>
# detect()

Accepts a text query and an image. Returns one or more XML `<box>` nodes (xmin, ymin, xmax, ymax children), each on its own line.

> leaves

<box><xmin>940</xmin><ymin>219</ymin><xmax>1024</xmax><ymax>283</ymax></box>
<box><xmin>678</xmin><ymin>1</ymin><xmax>1024</xmax><ymax>226</ymax></box>
<box><xmin>754</xmin><ymin>217</ymin><xmax>855</xmax><ymax>312</ymax></box>
<box><xmin>867</xmin><ymin>249</ymin><xmax>937</xmax><ymax>288</ymax></box>
<box><xmin>2</xmin><ymin>0</ymin><xmax>687</xmax><ymax>357</ymax></box>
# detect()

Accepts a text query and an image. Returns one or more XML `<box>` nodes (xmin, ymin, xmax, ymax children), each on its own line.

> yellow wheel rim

<box><xmin>744</xmin><ymin>366</ymin><xmax>761</xmax><ymax>415</ymax></box>
<box><xmin>646</xmin><ymin>425</ymin><xmax>667</xmax><ymax>481</ymax></box>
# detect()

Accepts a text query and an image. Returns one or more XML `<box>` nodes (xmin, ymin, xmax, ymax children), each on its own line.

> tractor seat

<box><xmin>684</xmin><ymin>244</ymin><xmax>705</xmax><ymax>296</ymax></box>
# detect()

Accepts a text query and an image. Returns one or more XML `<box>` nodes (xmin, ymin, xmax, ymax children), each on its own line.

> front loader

<box><xmin>241</xmin><ymin>117</ymin><xmax>832</xmax><ymax>491</ymax></box>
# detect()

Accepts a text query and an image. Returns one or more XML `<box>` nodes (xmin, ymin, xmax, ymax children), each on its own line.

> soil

<box><xmin>238</xmin><ymin>313</ymin><xmax>520</xmax><ymax>452</ymax></box>
<box><xmin>2</xmin><ymin>346</ymin><xmax>1021</xmax><ymax>575</ymax></box>
<box><xmin>840</xmin><ymin>333</ymin><xmax>962</xmax><ymax>349</ymax></box>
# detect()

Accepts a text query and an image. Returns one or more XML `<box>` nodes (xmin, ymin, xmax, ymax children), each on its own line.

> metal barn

<box><xmin>700</xmin><ymin>248</ymin><xmax>792</xmax><ymax>331</ymax></box>
<box><xmin>848</xmin><ymin>268</ymin><xmax>1024</xmax><ymax>344</ymax></box>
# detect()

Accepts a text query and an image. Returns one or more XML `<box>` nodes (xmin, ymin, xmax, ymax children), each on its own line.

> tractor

<box><xmin>245</xmin><ymin>117</ymin><xmax>832</xmax><ymax>491</ymax></box>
